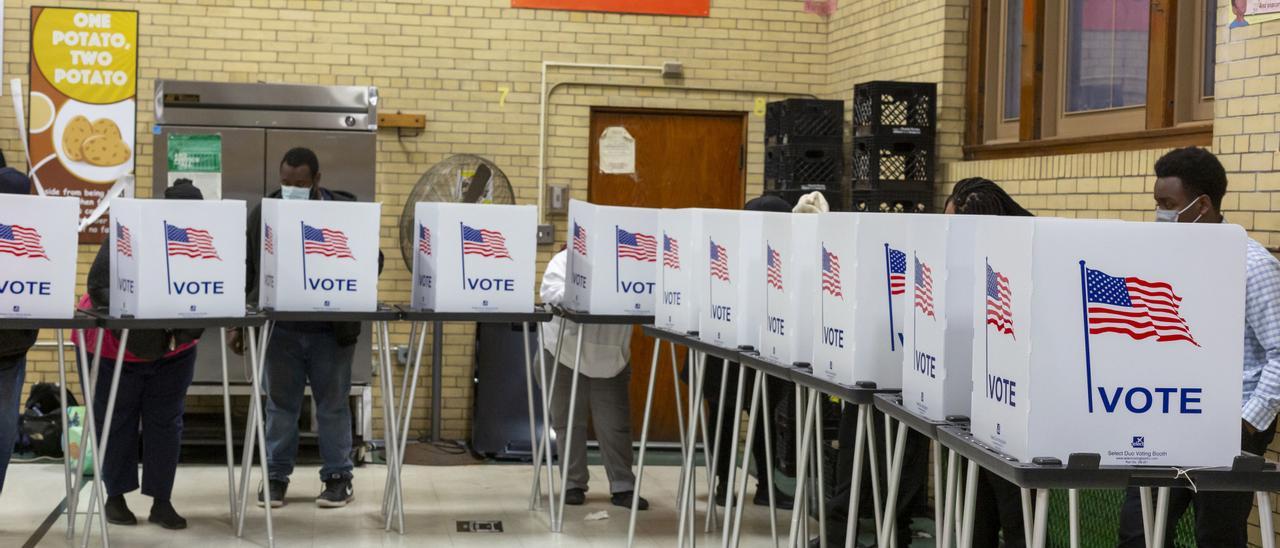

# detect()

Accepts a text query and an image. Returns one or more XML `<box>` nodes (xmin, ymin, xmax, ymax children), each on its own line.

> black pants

<box><xmin>824</xmin><ymin>403</ymin><xmax>929</xmax><ymax>545</ymax></box>
<box><xmin>1117</xmin><ymin>420</ymin><xmax>1277</xmax><ymax>548</ymax></box>
<box><xmin>704</xmin><ymin>360</ymin><xmax>779</xmax><ymax>492</ymax></box>
<box><xmin>971</xmin><ymin>469</ymin><xmax>1027</xmax><ymax>548</ymax></box>
<box><xmin>88</xmin><ymin>349</ymin><xmax>196</xmax><ymax>499</ymax></box>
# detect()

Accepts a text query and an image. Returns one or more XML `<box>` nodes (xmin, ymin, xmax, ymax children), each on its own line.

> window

<box><xmin>968</xmin><ymin>0</ymin><xmax>1215</xmax><ymax>156</ymax></box>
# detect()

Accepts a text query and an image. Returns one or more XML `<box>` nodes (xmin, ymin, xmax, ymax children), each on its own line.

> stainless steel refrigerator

<box><xmin>152</xmin><ymin>80</ymin><xmax>379</xmax><ymax>387</ymax></box>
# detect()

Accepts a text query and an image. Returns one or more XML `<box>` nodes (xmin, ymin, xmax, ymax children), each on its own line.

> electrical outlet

<box><xmin>536</xmin><ymin>223</ymin><xmax>555</xmax><ymax>245</ymax></box>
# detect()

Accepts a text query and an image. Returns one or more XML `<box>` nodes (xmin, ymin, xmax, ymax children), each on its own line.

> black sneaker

<box><xmin>257</xmin><ymin>479</ymin><xmax>287</xmax><ymax>508</ymax></box>
<box><xmin>611</xmin><ymin>491</ymin><xmax>649</xmax><ymax>511</ymax></box>
<box><xmin>316</xmin><ymin>477</ymin><xmax>353</xmax><ymax>508</ymax></box>
<box><xmin>148</xmin><ymin>499</ymin><xmax>188</xmax><ymax>530</ymax></box>
<box><xmin>564</xmin><ymin>488</ymin><xmax>586</xmax><ymax>505</ymax></box>
<box><xmin>754</xmin><ymin>486</ymin><xmax>794</xmax><ymax>510</ymax></box>
<box><xmin>104</xmin><ymin>495</ymin><xmax>136</xmax><ymax>525</ymax></box>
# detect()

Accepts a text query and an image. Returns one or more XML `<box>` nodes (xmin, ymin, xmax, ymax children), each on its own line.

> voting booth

<box><xmin>971</xmin><ymin>217</ymin><xmax>1245</xmax><ymax>466</ymax></box>
<box><xmin>411</xmin><ymin>202</ymin><xmax>535</xmax><ymax>312</ymax></box>
<box><xmin>564</xmin><ymin>199</ymin><xmax>658</xmax><ymax>315</ymax></box>
<box><xmin>109</xmin><ymin>198</ymin><xmax>246</xmax><ymax>318</ymax></box>
<box><xmin>810</xmin><ymin>213</ymin><xmax>910</xmax><ymax>387</ymax></box>
<box><xmin>655</xmin><ymin>208</ymin><xmax>703</xmax><ymax>332</ymax></box>
<box><xmin>698</xmin><ymin>210</ymin><xmax>765</xmax><ymax>349</ymax></box>
<box><xmin>259</xmin><ymin>198</ymin><xmax>381</xmax><ymax>312</ymax></box>
<box><xmin>0</xmin><ymin>195</ymin><xmax>79</xmax><ymax>319</ymax></box>
<box><xmin>900</xmin><ymin>214</ymin><xmax>977</xmax><ymax>421</ymax></box>
<box><xmin>760</xmin><ymin>213</ymin><xmax>818</xmax><ymax>365</ymax></box>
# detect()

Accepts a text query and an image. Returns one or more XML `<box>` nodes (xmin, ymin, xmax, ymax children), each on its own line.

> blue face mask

<box><xmin>280</xmin><ymin>185</ymin><xmax>311</xmax><ymax>200</ymax></box>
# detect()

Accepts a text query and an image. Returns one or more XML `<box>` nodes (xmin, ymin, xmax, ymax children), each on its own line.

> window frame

<box><xmin>964</xmin><ymin>0</ymin><xmax>1213</xmax><ymax>160</ymax></box>
<box><xmin>983</xmin><ymin>0</ymin><xmax>1023</xmax><ymax>143</ymax></box>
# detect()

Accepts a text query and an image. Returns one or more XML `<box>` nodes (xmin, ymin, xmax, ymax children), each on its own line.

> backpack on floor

<box><xmin>17</xmin><ymin>383</ymin><xmax>77</xmax><ymax>458</ymax></box>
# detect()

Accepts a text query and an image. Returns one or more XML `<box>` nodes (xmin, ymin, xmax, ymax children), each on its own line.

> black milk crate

<box><xmin>850</xmin><ymin>189</ymin><xmax>935</xmax><ymax>214</ymax></box>
<box><xmin>853</xmin><ymin>81</ymin><xmax>937</xmax><ymax>139</ymax></box>
<box><xmin>851</xmin><ymin>137</ymin><xmax>934</xmax><ymax>193</ymax></box>
<box><xmin>765</xmin><ymin>99</ymin><xmax>843</xmax><ymax>146</ymax></box>
<box><xmin>765</xmin><ymin>187</ymin><xmax>847</xmax><ymax>212</ymax></box>
<box><xmin>764</xmin><ymin>143</ymin><xmax>843</xmax><ymax>189</ymax></box>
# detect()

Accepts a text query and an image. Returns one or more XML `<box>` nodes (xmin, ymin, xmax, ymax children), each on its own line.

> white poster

<box><xmin>599</xmin><ymin>126</ymin><xmax>636</xmax><ymax>175</ymax></box>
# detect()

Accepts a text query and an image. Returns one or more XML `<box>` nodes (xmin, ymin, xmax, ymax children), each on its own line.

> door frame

<box><xmin>586</xmin><ymin>106</ymin><xmax>749</xmax><ymax>206</ymax></box>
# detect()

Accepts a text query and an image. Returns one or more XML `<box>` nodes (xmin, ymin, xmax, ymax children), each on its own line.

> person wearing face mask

<box><xmin>1116</xmin><ymin>146</ymin><xmax>1280</xmax><ymax>547</ymax></box>
<box><xmin>230</xmin><ymin>147</ymin><xmax>383</xmax><ymax>509</ymax></box>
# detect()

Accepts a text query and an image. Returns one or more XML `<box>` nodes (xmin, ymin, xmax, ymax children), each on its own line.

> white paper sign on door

<box><xmin>599</xmin><ymin>126</ymin><xmax>636</xmax><ymax>175</ymax></box>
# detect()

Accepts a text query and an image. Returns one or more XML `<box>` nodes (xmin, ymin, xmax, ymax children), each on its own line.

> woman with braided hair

<box><xmin>945</xmin><ymin>177</ymin><xmax>1034</xmax><ymax>217</ymax></box>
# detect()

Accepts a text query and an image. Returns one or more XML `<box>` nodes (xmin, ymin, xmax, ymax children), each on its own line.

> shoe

<box><xmin>564</xmin><ymin>488</ymin><xmax>586</xmax><ymax>505</ymax></box>
<box><xmin>148</xmin><ymin>499</ymin><xmax>187</xmax><ymax>530</ymax></box>
<box><xmin>257</xmin><ymin>479</ymin><xmax>287</xmax><ymax>508</ymax></box>
<box><xmin>754</xmin><ymin>486</ymin><xmax>794</xmax><ymax>510</ymax></box>
<box><xmin>611</xmin><ymin>491</ymin><xmax>649</xmax><ymax>511</ymax></box>
<box><xmin>316</xmin><ymin>476</ymin><xmax>353</xmax><ymax>508</ymax></box>
<box><xmin>104</xmin><ymin>495</ymin><xmax>136</xmax><ymax>525</ymax></box>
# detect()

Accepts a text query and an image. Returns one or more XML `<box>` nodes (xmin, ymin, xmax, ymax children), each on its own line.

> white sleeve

<box><xmin>540</xmin><ymin>250</ymin><xmax>568</xmax><ymax>306</ymax></box>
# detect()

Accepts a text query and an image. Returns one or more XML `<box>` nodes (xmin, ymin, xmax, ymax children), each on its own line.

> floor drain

<box><xmin>456</xmin><ymin>520</ymin><xmax>503</xmax><ymax>533</ymax></box>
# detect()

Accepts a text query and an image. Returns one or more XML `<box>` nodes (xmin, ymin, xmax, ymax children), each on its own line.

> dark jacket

<box><xmin>87</xmin><ymin>242</ymin><xmax>205</xmax><ymax>360</ymax></box>
<box><xmin>0</xmin><ymin>329</ymin><xmax>38</xmax><ymax>363</ymax></box>
<box><xmin>246</xmin><ymin>187</ymin><xmax>384</xmax><ymax>347</ymax></box>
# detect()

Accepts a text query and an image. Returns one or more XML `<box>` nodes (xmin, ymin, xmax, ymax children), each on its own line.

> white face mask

<box><xmin>1155</xmin><ymin>195</ymin><xmax>1204</xmax><ymax>223</ymax></box>
<box><xmin>280</xmin><ymin>185</ymin><xmax>311</xmax><ymax>201</ymax></box>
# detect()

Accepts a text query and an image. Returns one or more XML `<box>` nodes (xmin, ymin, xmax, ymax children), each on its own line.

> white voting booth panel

<box><xmin>259</xmin><ymin>198</ymin><xmax>381</xmax><ymax>312</ymax></box>
<box><xmin>108</xmin><ymin>198</ymin><xmax>246</xmax><ymax>318</ymax></box>
<box><xmin>656</xmin><ymin>208</ymin><xmax>703</xmax><ymax>332</ymax></box>
<box><xmin>901</xmin><ymin>215</ymin><xmax>977</xmax><ymax>422</ymax></box>
<box><xmin>761</xmin><ymin>213</ymin><xmax>818</xmax><ymax>365</ymax></box>
<box><xmin>971</xmin><ymin>217</ymin><xmax>1245</xmax><ymax>466</ymax></box>
<box><xmin>0</xmin><ymin>195</ymin><xmax>79</xmax><ymax>319</ymax></box>
<box><xmin>811</xmin><ymin>213</ymin><xmax>910</xmax><ymax>387</ymax></box>
<box><xmin>411</xmin><ymin>202</ymin><xmax>535</xmax><ymax>312</ymax></box>
<box><xmin>564</xmin><ymin>199</ymin><xmax>658</xmax><ymax>315</ymax></box>
<box><xmin>698</xmin><ymin>210</ymin><xmax>766</xmax><ymax>349</ymax></box>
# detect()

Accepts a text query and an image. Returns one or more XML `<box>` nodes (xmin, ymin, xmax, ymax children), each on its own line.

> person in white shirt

<box><xmin>540</xmin><ymin>249</ymin><xmax>649</xmax><ymax>510</ymax></box>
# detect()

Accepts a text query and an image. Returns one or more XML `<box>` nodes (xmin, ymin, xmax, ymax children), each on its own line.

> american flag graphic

<box><xmin>663</xmin><ymin>233</ymin><xmax>680</xmax><ymax>270</ymax></box>
<box><xmin>303</xmin><ymin>223</ymin><xmax>355</xmax><ymax>259</ymax></box>
<box><xmin>821</xmin><ymin>245</ymin><xmax>843</xmax><ymax>298</ymax></box>
<box><xmin>1084</xmin><ymin>267</ymin><xmax>1198</xmax><ymax>346</ymax></box>
<box><xmin>418</xmin><ymin>224</ymin><xmax>431</xmax><ymax>255</ymax></box>
<box><xmin>986</xmin><ymin>264</ymin><xmax>1014</xmax><ymax>337</ymax></box>
<box><xmin>115</xmin><ymin>224</ymin><xmax>133</xmax><ymax>258</ymax></box>
<box><xmin>572</xmin><ymin>221</ymin><xmax>588</xmax><ymax>256</ymax></box>
<box><xmin>264</xmin><ymin>224</ymin><xmax>275</xmax><ymax>255</ymax></box>
<box><xmin>888</xmin><ymin>247</ymin><xmax>907</xmax><ymax>295</ymax></box>
<box><xmin>0</xmin><ymin>223</ymin><xmax>48</xmax><ymax>259</ymax></box>
<box><xmin>709</xmin><ymin>240</ymin><xmax>730</xmax><ymax>282</ymax></box>
<box><xmin>616</xmin><ymin>227</ymin><xmax>657</xmax><ymax>262</ymax></box>
<box><xmin>914</xmin><ymin>256</ymin><xmax>934</xmax><ymax>318</ymax></box>
<box><xmin>766</xmin><ymin>245</ymin><xmax>783</xmax><ymax>291</ymax></box>
<box><xmin>166</xmin><ymin>224</ymin><xmax>221</xmax><ymax>260</ymax></box>
<box><xmin>462</xmin><ymin>224</ymin><xmax>512</xmax><ymax>259</ymax></box>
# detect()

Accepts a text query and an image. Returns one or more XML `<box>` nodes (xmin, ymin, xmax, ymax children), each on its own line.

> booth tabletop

<box><xmin>395</xmin><ymin>304</ymin><xmax>553</xmax><ymax>324</ymax></box>
<box><xmin>937</xmin><ymin>425</ymin><xmax>1134</xmax><ymax>490</ymax></box>
<box><xmin>0</xmin><ymin>311</ymin><xmax>101</xmax><ymax>330</ymax></box>
<box><xmin>736</xmin><ymin>352</ymin><xmax>809</xmax><ymax>384</ymax></box>
<box><xmin>85</xmin><ymin>308</ymin><xmax>268</xmax><ymax>330</ymax></box>
<box><xmin>784</xmin><ymin>367</ymin><xmax>899</xmax><ymax>405</ymax></box>
<box><xmin>872</xmin><ymin>393</ymin><xmax>954</xmax><ymax>439</ymax></box>
<box><xmin>261</xmin><ymin>304</ymin><xmax>403</xmax><ymax>322</ymax></box>
<box><xmin>555</xmin><ymin>308</ymin><xmax>655</xmax><ymax>325</ymax></box>
<box><xmin>640</xmin><ymin>325</ymin><xmax>742</xmax><ymax>363</ymax></box>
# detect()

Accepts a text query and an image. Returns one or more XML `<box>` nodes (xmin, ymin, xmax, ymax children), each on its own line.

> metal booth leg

<box><xmin>878</xmin><ymin>416</ymin><xmax>910</xmax><ymax>547</ymax></box>
<box><xmin>552</xmin><ymin>325</ymin><xmax>586</xmax><ymax>533</ymax></box>
<box><xmin>676</xmin><ymin>350</ymin><xmax>708</xmax><ymax>548</ymax></box>
<box><xmin>717</xmin><ymin>361</ymin><xmax>749</xmax><ymax>538</ymax></box>
<box><xmin>814</xmin><ymin>390</ymin><xmax>829</xmax><ymax>548</ymax></box>
<box><xmin>940</xmin><ymin>447</ymin><xmax>959</xmax><ymax>548</ymax></box>
<box><xmin>626</xmin><ymin>338</ymin><xmax>663</xmax><ymax>547</ymax></box>
<box><xmin>218</xmin><ymin>328</ymin><xmax>239</xmax><ymax>525</ymax></box>
<box><xmin>786</xmin><ymin>386</ymin><xmax>820</xmax><ymax>548</ymax></box>
<box><xmin>243</xmin><ymin>325</ymin><xmax>276</xmax><ymax>547</ymax></box>
<box><xmin>388</xmin><ymin>322</ymin><xmax>427</xmax><ymax>529</ymax></box>
<box><xmin>1030</xmin><ymin>489</ymin><xmax>1050</xmax><ymax>548</ymax></box>
<box><xmin>1150</xmin><ymin>487</ymin><xmax>1171</xmax><ymax>548</ymax></box>
<box><xmin>520</xmin><ymin>321</ymin><xmax>541</xmax><ymax>512</ymax></box>
<box><xmin>704</xmin><ymin>357</ymin><xmax>732</xmax><ymax>533</ymax></box>
<box><xmin>1020</xmin><ymin>487</ymin><xmax>1034</xmax><ymax>548</ymax></box>
<box><xmin>383</xmin><ymin>321</ymin><xmax>421</xmax><ymax>517</ymax></box>
<box><xmin>81</xmin><ymin>328</ymin><xmax>130</xmax><ymax>548</ymax></box>
<box><xmin>759</xmin><ymin>373</ymin><xmax>780</xmax><ymax>548</ymax></box>
<box><xmin>864</xmin><ymin>403</ymin><xmax>885</xmax><ymax>547</ymax></box>
<box><xmin>1139</xmin><ymin>486</ymin><xmax>1154</xmax><ymax>548</ymax></box>
<box><xmin>959</xmin><ymin>459</ymin><xmax>979</xmax><ymax>548</ymax></box>
<box><xmin>236</xmin><ymin>321</ymin><xmax>272</xmax><ymax>538</ymax></box>
<box><xmin>53</xmin><ymin>330</ymin><xmax>74</xmax><ymax>534</ymax></box>
<box><xmin>376</xmin><ymin>321</ymin><xmax>405</xmax><ymax>533</ymax></box>
<box><xmin>1068</xmin><ymin>488</ymin><xmax>1080</xmax><ymax>548</ymax></box>
<box><xmin>530</xmin><ymin>316</ymin><xmax>567</xmax><ymax>527</ymax></box>
<box><xmin>1259</xmin><ymin>491</ymin><xmax>1276</xmax><ymax>548</ymax></box>
<box><xmin>727</xmin><ymin>370</ymin><xmax>764</xmax><ymax>547</ymax></box>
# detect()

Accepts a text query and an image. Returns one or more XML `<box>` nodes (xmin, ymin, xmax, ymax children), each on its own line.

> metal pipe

<box><xmin>430</xmin><ymin>321</ymin><xmax>443</xmax><ymax>442</ymax></box>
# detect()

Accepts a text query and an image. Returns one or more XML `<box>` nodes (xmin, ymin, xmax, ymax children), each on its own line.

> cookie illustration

<box><xmin>81</xmin><ymin>134</ymin><xmax>131</xmax><ymax>167</ymax></box>
<box><xmin>62</xmin><ymin>115</ymin><xmax>93</xmax><ymax>162</ymax></box>
<box><xmin>91</xmin><ymin>118</ymin><xmax>121</xmax><ymax>141</ymax></box>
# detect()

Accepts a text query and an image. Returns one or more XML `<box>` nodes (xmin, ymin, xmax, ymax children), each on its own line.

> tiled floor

<box><xmin>0</xmin><ymin>460</ymin><xmax>816</xmax><ymax>547</ymax></box>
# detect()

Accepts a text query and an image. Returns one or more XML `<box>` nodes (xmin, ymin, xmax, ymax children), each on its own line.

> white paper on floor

<box><xmin>584</xmin><ymin>510</ymin><xmax>609</xmax><ymax>521</ymax></box>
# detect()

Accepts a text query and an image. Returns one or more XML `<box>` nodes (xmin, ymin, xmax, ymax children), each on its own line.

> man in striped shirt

<box><xmin>1118</xmin><ymin>147</ymin><xmax>1280</xmax><ymax>547</ymax></box>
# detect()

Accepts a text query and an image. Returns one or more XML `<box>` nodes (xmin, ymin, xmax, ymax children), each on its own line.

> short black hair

<box><xmin>0</xmin><ymin>150</ymin><xmax>8</xmax><ymax>169</ymax></box>
<box><xmin>281</xmin><ymin>147</ymin><xmax>320</xmax><ymax>179</ymax></box>
<box><xmin>1153</xmin><ymin>147</ymin><xmax>1227</xmax><ymax>210</ymax></box>
<box><xmin>946</xmin><ymin>177</ymin><xmax>1033</xmax><ymax>217</ymax></box>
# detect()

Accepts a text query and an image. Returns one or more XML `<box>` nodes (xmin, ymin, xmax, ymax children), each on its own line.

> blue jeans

<box><xmin>0</xmin><ymin>356</ymin><xmax>25</xmax><ymax>494</ymax></box>
<box><xmin>263</xmin><ymin>325</ymin><xmax>355</xmax><ymax>483</ymax></box>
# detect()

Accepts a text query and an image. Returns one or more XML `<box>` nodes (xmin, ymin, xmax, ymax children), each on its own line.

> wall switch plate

<box><xmin>537</xmin><ymin>223</ymin><xmax>555</xmax><ymax>245</ymax></box>
<box><xmin>547</xmin><ymin>184</ymin><xmax>568</xmax><ymax>213</ymax></box>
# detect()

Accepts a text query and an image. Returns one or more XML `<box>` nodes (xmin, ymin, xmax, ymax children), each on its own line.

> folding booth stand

<box><xmin>873</xmin><ymin>393</ymin><xmax>964</xmax><ymax>548</ymax></box>
<box><xmin>936</xmin><ymin>424</ymin><xmax>1280</xmax><ymax>548</ymax></box>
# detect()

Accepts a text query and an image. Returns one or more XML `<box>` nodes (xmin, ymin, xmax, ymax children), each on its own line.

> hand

<box><xmin>1244</xmin><ymin>419</ymin><xmax>1259</xmax><ymax>435</ymax></box>
<box><xmin>227</xmin><ymin>328</ymin><xmax>245</xmax><ymax>356</ymax></box>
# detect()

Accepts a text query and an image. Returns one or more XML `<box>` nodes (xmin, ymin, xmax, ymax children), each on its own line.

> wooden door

<box><xmin>588</xmin><ymin>108</ymin><xmax>747</xmax><ymax>442</ymax></box>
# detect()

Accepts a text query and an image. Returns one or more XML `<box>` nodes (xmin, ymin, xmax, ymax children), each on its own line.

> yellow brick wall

<box><xmin>7</xmin><ymin>0</ymin><xmax>830</xmax><ymax>442</ymax></box>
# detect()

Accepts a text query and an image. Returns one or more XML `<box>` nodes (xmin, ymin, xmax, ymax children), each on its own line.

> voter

<box><xmin>72</xmin><ymin>180</ymin><xmax>207</xmax><ymax>530</ymax></box>
<box><xmin>0</xmin><ymin>162</ymin><xmax>37</xmax><ymax>495</ymax></box>
<box><xmin>231</xmin><ymin>147</ymin><xmax>383</xmax><ymax>509</ymax></box>
<box><xmin>1116</xmin><ymin>147</ymin><xmax>1280</xmax><ymax>547</ymax></box>
<box><xmin>540</xmin><ymin>247</ymin><xmax>648</xmax><ymax>510</ymax></box>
